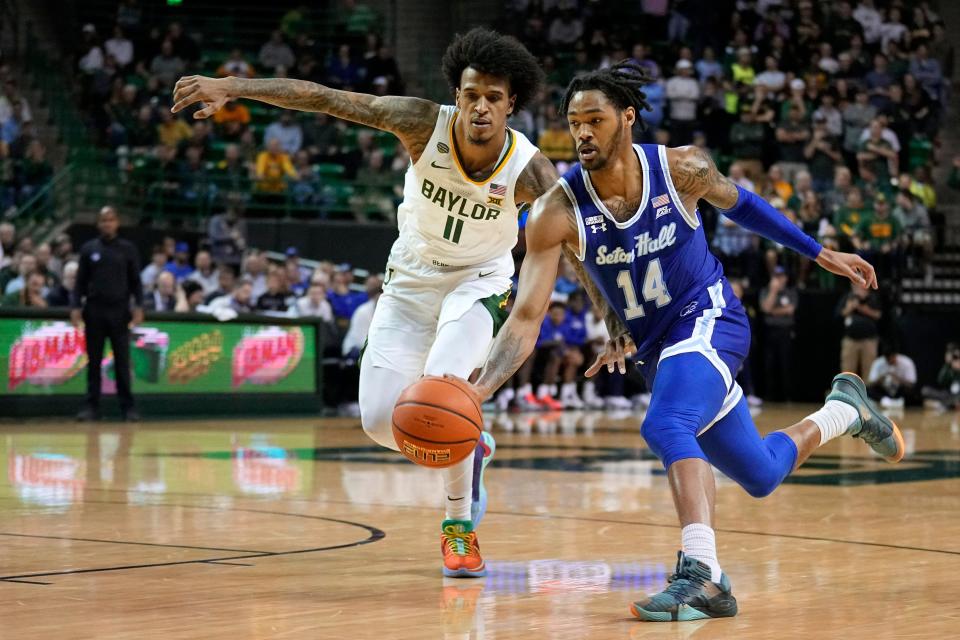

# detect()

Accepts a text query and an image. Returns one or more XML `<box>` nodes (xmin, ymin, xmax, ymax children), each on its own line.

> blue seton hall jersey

<box><xmin>558</xmin><ymin>144</ymin><xmax>729</xmax><ymax>362</ymax></box>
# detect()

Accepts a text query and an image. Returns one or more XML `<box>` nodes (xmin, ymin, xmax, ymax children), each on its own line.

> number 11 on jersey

<box><xmin>616</xmin><ymin>258</ymin><xmax>671</xmax><ymax>320</ymax></box>
<box><xmin>443</xmin><ymin>216</ymin><xmax>464</xmax><ymax>244</ymax></box>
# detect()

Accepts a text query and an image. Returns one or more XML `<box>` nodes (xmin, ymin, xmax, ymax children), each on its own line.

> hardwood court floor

<box><xmin>0</xmin><ymin>406</ymin><xmax>958</xmax><ymax>639</ymax></box>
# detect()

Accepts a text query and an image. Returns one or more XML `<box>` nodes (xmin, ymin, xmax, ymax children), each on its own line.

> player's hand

<box><xmin>129</xmin><ymin>307</ymin><xmax>144</xmax><ymax>329</ymax></box>
<box><xmin>442</xmin><ymin>374</ymin><xmax>487</xmax><ymax>405</ymax></box>
<box><xmin>585</xmin><ymin>333</ymin><xmax>637</xmax><ymax>377</ymax></box>
<box><xmin>171</xmin><ymin>76</ymin><xmax>230</xmax><ymax>119</ymax></box>
<box><xmin>815</xmin><ymin>247</ymin><xmax>878</xmax><ymax>289</ymax></box>
<box><xmin>70</xmin><ymin>308</ymin><xmax>82</xmax><ymax>328</ymax></box>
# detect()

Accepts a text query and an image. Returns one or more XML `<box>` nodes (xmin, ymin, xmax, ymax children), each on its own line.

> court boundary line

<box><xmin>0</xmin><ymin>531</ymin><xmax>269</xmax><ymax>554</ymax></box>
<box><xmin>0</xmin><ymin>506</ymin><xmax>385</xmax><ymax>584</ymax></box>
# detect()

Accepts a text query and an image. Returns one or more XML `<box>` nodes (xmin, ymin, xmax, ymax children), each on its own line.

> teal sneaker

<box><xmin>630</xmin><ymin>552</ymin><xmax>738</xmax><ymax>622</ymax></box>
<box><xmin>470</xmin><ymin>432</ymin><xmax>496</xmax><ymax>526</ymax></box>
<box><xmin>828</xmin><ymin>372</ymin><xmax>906</xmax><ymax>463</ymax></box>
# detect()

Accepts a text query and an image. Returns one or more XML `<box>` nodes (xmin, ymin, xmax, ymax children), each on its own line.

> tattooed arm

<box><xmin>515</xmin><ymin>153</ymin><xmax>630</xmax><ymax>342</ymax></box>
<box><xmin>171</xmin><ymin>76</ymin><xmax>439</xmax><ymax>161</ymax></box>
<box><xmin>468</xmin><ymin>185</ymin><xmax>576</xmax><ymax>401</ymax></box>
<box><xmin>665</xmin><ymin>145</ymin><xmax>740</xmax><ymax>211</ymax></box>
<box><xmin>667</xmin><ymin>145</ymin><xmax>878</xmax><ymax>288</ymax></box>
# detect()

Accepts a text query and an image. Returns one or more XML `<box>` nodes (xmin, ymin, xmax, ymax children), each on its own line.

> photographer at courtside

<box><xmin>71</xmin><ymin>206</ymin><xmax>144</xmax><ymax>421</ymax></box>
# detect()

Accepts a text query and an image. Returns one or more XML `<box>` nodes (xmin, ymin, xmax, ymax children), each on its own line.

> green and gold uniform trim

<box><xmin>479</xmin><ymin>286</ymin><xmax>512</xmax><ymax>337</ymax></box>
<box><xmin>448</xmin><ymin>113</ymin><xmax>517</xmax><ymax>186</ymax></box>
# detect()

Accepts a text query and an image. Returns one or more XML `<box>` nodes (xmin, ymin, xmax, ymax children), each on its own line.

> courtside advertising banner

<box><xmin>0</xmin><ymin>318</ymin><xmax>315</xmax><ymax>395</ymax></box>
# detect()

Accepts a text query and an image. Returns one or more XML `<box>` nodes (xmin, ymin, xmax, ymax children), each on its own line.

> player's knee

<box><xmin>642</xmin><ymin>404</ymin><xmax>701</xmax><ymax>440</ymax></box>
<box><xmin>640</xmin><ymin>409</ymin><xmax>701</xmax><ymax>464</ymax></box>
<box><xmin>358</xmin><ymin>393</ymin><xmax>398</xmax><ymax>450</ymax></box>
<box><xmin>739</xmin><ymin>467</ymin><xmax>781</xmax><ymax>498</ymax></box>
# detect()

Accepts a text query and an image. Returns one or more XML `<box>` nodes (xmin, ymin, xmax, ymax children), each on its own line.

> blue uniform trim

<box><xmin>579</xmin><ymin>146</ymin><xmax>651</xmax><ymax>229</ymax></box>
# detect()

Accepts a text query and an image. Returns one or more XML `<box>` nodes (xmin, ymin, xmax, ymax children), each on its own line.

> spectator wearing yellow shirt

<box><xmin>255</xmin><ymin>138</ymin><xmax>297</xmax><ymax>193</ymax></box>
<box><xmin>156</xmin><ymin>110</ymin><xmax>192</xmax><ymax>148</ymax></box>
<box><xmin>537</xmin><ymin>117</ymin><xmax>575</xmax><ymax>163</ymax></box>
<box><xmin>731</xmin><ymin>47</ymin><xmax>756</xmax><ymax>85</ymax></box>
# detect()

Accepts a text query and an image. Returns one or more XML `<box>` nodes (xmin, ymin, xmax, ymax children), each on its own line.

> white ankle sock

<box><xmin>442</xmin><ymin>450</ymin><xmax>475</xmax><ymax>521</ymax></box>
<box><xmin>681</xmin><ymin>523</ymin><xmax>722</xmax><ymax>583</ymax></box>
<box><xmin>536</xmin><ymin>384</ymin><xmax>550</xmax><ymax>398</ymax></box>
<box><xmin>517</xmin><ymin>383</ymin><xmax>532</xmax><ymax>397</ymax></box>
<box><xmin>806</xmin><ymin>400</ymin><xmax>859</xmax><ymax>446</ymax></box>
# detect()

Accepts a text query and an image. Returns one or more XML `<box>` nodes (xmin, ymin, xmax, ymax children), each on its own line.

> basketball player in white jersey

<box><xmin>172</xmin><ymin>28</ymin><xmax>628</xmax><ymax>577</ymax></box>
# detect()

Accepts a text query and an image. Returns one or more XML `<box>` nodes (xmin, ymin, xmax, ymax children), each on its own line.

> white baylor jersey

<box><xmin>395</xmin><ymin>105</ymin><xmax>538</xmax><ymax>268</ymax></box>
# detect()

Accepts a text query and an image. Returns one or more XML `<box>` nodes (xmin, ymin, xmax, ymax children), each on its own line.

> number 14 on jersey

<box><xmin>616</xmin><ymin>258</ymin><xmax>671</xmax><ymax>320</ymax></box>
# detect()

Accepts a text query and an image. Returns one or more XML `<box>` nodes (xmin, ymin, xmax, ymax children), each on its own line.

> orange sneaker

<box><xmin>441</xmin><ymin>519</ymin><xmax>486</xmax><ymax>578</ymax></box>
<box><xmin>537</xmin><ymin>394</ymin><xmax>564</xmax><ymax>411</ymax></box>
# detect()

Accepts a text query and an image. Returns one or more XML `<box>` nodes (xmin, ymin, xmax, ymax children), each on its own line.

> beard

<box><xmin>580</xmin><ymin>120</ymin><xmax>625</xmax><ymax>171</ymax></box>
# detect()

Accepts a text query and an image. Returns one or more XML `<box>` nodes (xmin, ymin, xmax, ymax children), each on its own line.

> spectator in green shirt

<box><xmin>856</xmin><ymin>119</ymin><xmax>898</xmax><ymax>185</ymax></box>
<box><xmin>729</xmin><ymin>104</ymin><xmax>765</xmax><ymax>182</ymax></box>
<box><xmin>853</xmin><ymin>193</ymin><xmax>901</xmax><ymax>281</ymax></box>
<box><xmin>833</xmin><ymin>187</ymin><xmax>871</xmax><ymax>250</ymax></box>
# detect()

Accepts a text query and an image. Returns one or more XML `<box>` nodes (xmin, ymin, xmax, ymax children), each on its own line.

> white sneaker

<box><xmin>632</xmin><ymin>393</ymin><xmax>652</xmax><ymax>409</ymax></box>
<box><xmin>495</xmin><ymin>388</ymin><xmax>515</xmax><ymax>412</ymax></box>
<box><xmin>562</xmin><ymin>394</ymin><xmax>585</xmax><ymax>409</ymax></box>
<box><xmin>340</xmin><ymin>402</ymin><xmax>361</xmax><ymax>417</ymax></box>
<box><xmin>747</xmin><ymin>395</ymin><xmax>763</xmax><ymax>407</ymax></box>
<box><xmin>584</xmin><ymin>394</ymin><xmax>606</xmax><ymax>409</ymax></box>
<box><xmin>605</xmin><ymin>395</ymin><xmax>633</xmax><ymax>410</ymax></box>
<box><xmin>560</xmin><ymin>383</ymin><xmax>584</xmax><ymax>409</ymax></box>
<box><xmin>581</xmin><ymin>381</ymin><xmax>605</xmax><ymax>409</ymax></box>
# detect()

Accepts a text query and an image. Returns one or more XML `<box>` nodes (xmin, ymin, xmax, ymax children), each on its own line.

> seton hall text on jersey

<box><xmin>421</xmin><ymin>178</ymin><xmax>501</xmax><ymax>221</ymax></box>
<box><xmin>594</xmin><ymin>222</ymin><xmax>678</xmax><ymax>265</ymax></box>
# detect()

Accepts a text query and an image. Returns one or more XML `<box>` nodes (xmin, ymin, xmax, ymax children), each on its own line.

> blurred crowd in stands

<box><xmin>0</xmin><ymin>64</ymin><xmax>54</xmax><ymax>215</ymax></box>
<box><xmin>69</xmin><ymin>1</ymin><xmax>405</xmax><ymax>220</ymax></box>
<box><xmin>2</xmin><ymin>0</ymin><xmax>958</xmax><ymax>411</ymax></box>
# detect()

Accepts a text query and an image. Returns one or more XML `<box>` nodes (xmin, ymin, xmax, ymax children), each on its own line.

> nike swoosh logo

<box><xmin>431</xmin><ymin>161</ymin><xmax>450</xmax><ymax>169</ymax></box>
<box><xmin>447</xmin><ymin>496</ymin><xmax>465</xmax><ymax>501</ymax></box>
<box><xmin>479</xmin><ymin>271</ymin><xmax>495</xmax><ymax>278</ymax></box>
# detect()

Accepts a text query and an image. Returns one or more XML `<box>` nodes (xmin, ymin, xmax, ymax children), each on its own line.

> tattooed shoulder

<box><xmin>667</xmin><ymin>146</ymin><xmax>739</xmax><ymax>209</ymax></box>
<box><xmin>515</xmin><ymin>152</ymin><xmax>560</xmax><ymax>204</ymax></box>
<box><xmin>376</xmin><ymin>96</ymin><xmax>439</xmax><ymax>160</ymax></box>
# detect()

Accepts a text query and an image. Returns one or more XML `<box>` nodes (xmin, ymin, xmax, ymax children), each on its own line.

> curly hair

<box><xmin>441</xmin><ymin>27</ymin><xmax>544</xmax><ymax>113</ymax></box>
<box><xmin>559</xmin><ymin>60</ymin><xmax>654</xmax><ymax>130</ymax></box>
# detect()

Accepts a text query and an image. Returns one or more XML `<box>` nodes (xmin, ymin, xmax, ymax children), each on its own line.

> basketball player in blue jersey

<box><xmin>172</xmin><ymin>30</ymin><xmax>626</xmax><ymax>578</ymax></box>
<box><xmin>460</xmin><ymin>62</ymin><xmax>905</xmax><ymax>621</ymax></box>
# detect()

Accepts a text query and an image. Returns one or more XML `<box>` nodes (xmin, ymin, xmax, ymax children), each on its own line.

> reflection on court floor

<box><xmin>0</xmin><ymin>407</ymin><xmax>958</xmax><ymax>639</ymax></box>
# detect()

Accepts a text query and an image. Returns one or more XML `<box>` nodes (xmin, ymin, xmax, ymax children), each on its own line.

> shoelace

<box><xmin>662</xmin><ymin>554</ymin><xmax>708</xmax><ymax>603</ymax></box>
<box><xmin>442</xmin><ymin>525</ymin><xmax>476</xmax><ymax>556</ymax></box>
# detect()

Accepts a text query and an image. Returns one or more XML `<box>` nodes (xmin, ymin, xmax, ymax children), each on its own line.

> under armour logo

<box><xmin>591</xmin><ymin>223</ymin><xmax>607</xmax><ymax>234</ymax></box>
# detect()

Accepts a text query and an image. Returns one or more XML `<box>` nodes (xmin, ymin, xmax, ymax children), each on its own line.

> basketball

<box><xmin>392</xmin><ymin>375</ymin><xmax>483</xmax><ymax>468</ymax></box>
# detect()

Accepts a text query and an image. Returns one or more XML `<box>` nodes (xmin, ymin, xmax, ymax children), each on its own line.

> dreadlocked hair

<box><xmin>559</xmin><ymin>60</ymin><xmax>653</xmax><ymax>130</ymax></box>
<box><xmin>441</xmin><ymin>27</ymin><xmax>544</xmax><ymax>113</ymax></box>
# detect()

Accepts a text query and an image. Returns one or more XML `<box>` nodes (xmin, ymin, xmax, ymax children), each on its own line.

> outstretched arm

<box><xmin>667</xmin><ymin>145</ymin><xmax>878</xmax><ymax>289</ymax></box>
<box><xmin>172</xmin><ymin>76</ymin><xmax>439</xmax><ymax>161</ymax></box>
<box><xmin>515</xmin><ymin>154</ymin><xmax>631</xmax><ymax>344</ymax></box>
<box><xmin>468</xmin><ymin>185</ymin><xmax>577</xmax><ymax>401</ymax></box>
